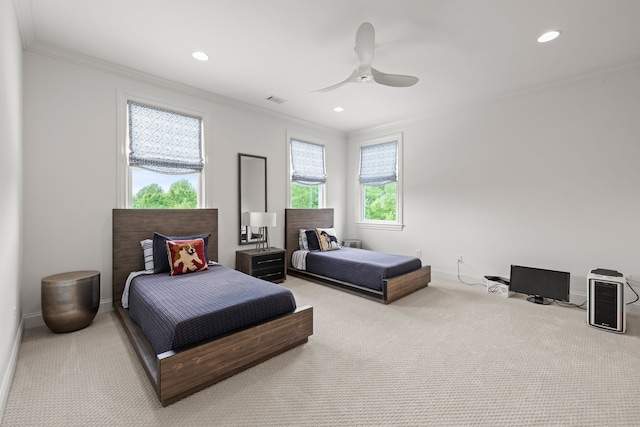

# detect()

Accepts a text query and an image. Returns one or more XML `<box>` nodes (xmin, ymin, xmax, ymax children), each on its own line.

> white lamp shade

<box><xmin>241</xmin><ymin>212</ymin><xmax>250</xmax><ymax>226</ymax></box>
<box><xmin>248</xmin><ymin>212</ymin><xmax>276</xmax><ymax>228</ymax></box>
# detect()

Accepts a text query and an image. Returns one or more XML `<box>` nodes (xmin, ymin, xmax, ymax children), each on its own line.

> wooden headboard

<box><xmin>112</xmin><ymin>209</ymin><xmax>219</xmax><ymax>307</ymax></box>
<box><xmin>284</xmin><ymin>208</ymin><xmax>334</xmax><ymax>268</ymax></box>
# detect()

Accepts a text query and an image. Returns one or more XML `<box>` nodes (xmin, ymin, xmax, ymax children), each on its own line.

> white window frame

<box><xmin>356</xmin><ymin>133</ymin><xmax>404</xmax><ymax>231</ymax></box>
<box><xmin>286</xmin><ymin>131</ymin><xmax>326</xmax><ymax>209</ymax></box>
<box><xmin>116</xmin><ymin>90</ymin><xmax>207</xmax><ymax>208</ymax></box>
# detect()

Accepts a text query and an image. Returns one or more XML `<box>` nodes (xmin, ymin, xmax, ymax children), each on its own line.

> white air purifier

<box><xmin>587</xmin><ymin>268</ymin><xmax>626</xmax><ymax>333</ymax></box>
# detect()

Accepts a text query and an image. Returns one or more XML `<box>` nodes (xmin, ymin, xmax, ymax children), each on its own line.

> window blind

<box><xmin>359</xmin><ymin>141</ymin><xmax>397</xmax><ymax>185</ymax></box>
<box><xmin>128</xmin><ymin>101</ymin><xmax>203</xmax><ymax>174</ymax></box>
<box><xmin>291</xmin><ymin>139</ymin><xmax>326</xmax><ymax>185</ymax></box>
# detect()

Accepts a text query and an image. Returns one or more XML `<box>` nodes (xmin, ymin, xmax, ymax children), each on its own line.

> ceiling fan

<box><xmin>313</xmin><ymin>22</ymin><xmax>419</xmax><ymax>93</ymax></box>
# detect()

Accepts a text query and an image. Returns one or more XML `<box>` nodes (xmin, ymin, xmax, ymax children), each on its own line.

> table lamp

<box><xmin>248</xmin><ymin>211</ymin><xmax>276</xmax><ymax>251</ymax></box>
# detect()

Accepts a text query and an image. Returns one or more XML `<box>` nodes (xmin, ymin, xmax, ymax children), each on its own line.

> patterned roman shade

<box><xmin>128</xmin><ymin>101</ymin><xmax>203</xmax><ymax>174</ymax></box>
<box><xmin>291</xmin><ymin>139</ymin><xmax>326</xmax><ymax>185</ymax></box>
<box><xmin>359</xmin><ymin>141</ymin><xmax>397</xmax><ymax>185</ymax></box>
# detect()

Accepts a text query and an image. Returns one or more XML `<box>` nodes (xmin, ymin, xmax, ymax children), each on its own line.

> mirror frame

<box><xmin>238</xmin><ymin>153</ymin><xmax>267</xmax><ymax>245</ymax></box>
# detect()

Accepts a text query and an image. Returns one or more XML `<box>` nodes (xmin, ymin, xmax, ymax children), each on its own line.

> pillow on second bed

<box><xmin>166</xmin><ymin>238</ymin><xmax>208</xmax><ymax>276</ymax></box>
<box><xmin>299</xmin><ymin>229</ymin><xmax>309</xmax><ymax>250</ymax></box>
<box><xmin>299</xmin><ymin>228</ymin><xmax>323</xmax><ymax>251</ymax></box>
<box><xmin>315</xmin><ymin>228</ymin><xmax>340</xmax><ymax>251</ymax></box>
<box><xmin>305</xmin><ymin>230</ymin><xmax>321</xmax><ymax>251</ymax></box>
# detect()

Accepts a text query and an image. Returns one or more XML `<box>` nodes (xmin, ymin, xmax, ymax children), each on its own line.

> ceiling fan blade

<box><xmin>312</xmin><ymin>69</ymin><xmax>359</xmax><ymax>93</ymax></box>
<box><xmin>371</xmin><ymin>68</ymin><xmax>419</xmax><ymax>87</ymax></box>
<box><xmin>313</xmin><ymin>23</ymin><xmax>418</xmax><ymax>93</ymax></box>
<box><xmin>355</xmin><ymin>22</ymin><xmax>375</xmax><ymax>67</ymax></box>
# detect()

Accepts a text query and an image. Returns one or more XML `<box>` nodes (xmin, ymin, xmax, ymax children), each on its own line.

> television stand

<box><xmin>527</xmin><ymin>295</ymin><xmax>552</xmax><ymax>305</ymax></box>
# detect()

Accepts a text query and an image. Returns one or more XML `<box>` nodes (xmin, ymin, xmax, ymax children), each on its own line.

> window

<box><xmin>357</xmin><ymin>134</ymin><xmax>403</xmax><ymax>230</ymax></box>
<box><xmin>289</xmin><ymin>138</ymin><xmax>326</xmax><ymax>208</ymax></box>
<box><xmin>122</xmin><ymin>98</ymin><xmax>205</xmax><ymax>208</ymax></box>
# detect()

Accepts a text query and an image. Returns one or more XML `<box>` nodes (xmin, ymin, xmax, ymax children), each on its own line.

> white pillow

<box><xmin>299</xmin><ymin>229</ymin><xmax>309</xmax><ymax>250</ymax></box>
<box><xmin>140</xmin><ymin>239</ymin><xmax>154</xmax><ymax>271</ymax></box>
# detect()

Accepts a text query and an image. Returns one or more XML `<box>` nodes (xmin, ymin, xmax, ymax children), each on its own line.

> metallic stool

<box><xmin>41</xmin><ymin>270</ymin><xmax>100</xmax><ymax>333</ymax></box>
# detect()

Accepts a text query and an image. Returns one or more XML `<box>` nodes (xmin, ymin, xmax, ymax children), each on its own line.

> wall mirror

<box><xmin>238</xmin><ymin>153</ymin><xmax>267</xmax><ymax>245</ymax></box>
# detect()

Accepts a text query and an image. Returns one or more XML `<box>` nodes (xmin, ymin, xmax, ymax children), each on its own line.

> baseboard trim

<box><xmin>0</xmin><ymin>317</ymin><xmax>24</xmax><ymax>419</ymax></box>
<box><xmin>23</xmin><ymin>299</ymin><xmax>114</xmax><ymax>329</ymax></box>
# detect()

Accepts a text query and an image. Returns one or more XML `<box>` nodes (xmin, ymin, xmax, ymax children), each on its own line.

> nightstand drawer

<box><xmin>236</xmin><ymin>248</ymin><xmax>286</xmax><ymax>284</ymax></box>
<box><xmin>252</xmin><ymin>253</ymin><xmax>284</xmax><ymax>269</ymax></box>
<box><xmin>253</xmin><ymin>266</ymin><xmax>285</xmax><ymax>282</ymax></box>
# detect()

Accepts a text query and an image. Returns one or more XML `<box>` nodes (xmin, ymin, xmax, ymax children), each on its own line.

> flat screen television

<box><xmin>509</xmin><ymin>265</ymin><xmax>570</xmax><ymax>305</ymax></box>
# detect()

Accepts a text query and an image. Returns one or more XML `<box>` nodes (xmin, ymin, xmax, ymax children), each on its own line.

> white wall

<box><xmin>0</xmin><ymin>0</ymin><xmax>23</xmax><ymax>414</ymax></box>
<box><xmin>20</xmin><ymin>24</ymin><xmax>640</xmax><ymax>329</ymax></box>
<box><xmin>347</xmin><ymin>64</ymin><xmax>640</xmax><ymax>304</ymax></box>
<box><xmin>22</xmin><ymin>51</ymin><xmax>346</xmax><ymax>326</ymax></box>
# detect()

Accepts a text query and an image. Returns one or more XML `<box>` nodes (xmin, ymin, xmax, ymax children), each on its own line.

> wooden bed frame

<box><xmin>112</xmin><ymin>209</ymin><xmax>313</xmax><ymax>406</ymax></box>
<box><xmin>285</xmin><ymin>208</ymin><xmax>431</xmax><ymax>304</ymax></box>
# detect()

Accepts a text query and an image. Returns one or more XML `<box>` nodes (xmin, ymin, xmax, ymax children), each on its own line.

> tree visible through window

<box><xmin>132</xmin><ymin>175</ymin><xmax>198</xmax><ymax>209</ymax></box>
<box><xmin>364</xmin><ymin>182</ymin><xmax>396</xmax><ymax>220</ymax></box>
<box><xmin>291</xmin><ymin>183</ymin><xmax>319</xmax><ymax>209</ymax></box>
<box><xmin>359</xmin><ymin>138</ymin><xmax>400</xmax><ymax>224</ymax></box>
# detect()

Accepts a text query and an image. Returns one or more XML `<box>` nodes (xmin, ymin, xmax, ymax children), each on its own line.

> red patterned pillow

<box><xmin>166</xmin><ymin>238</ymin><xmax>208</xmax><ymax>276</ymax></box>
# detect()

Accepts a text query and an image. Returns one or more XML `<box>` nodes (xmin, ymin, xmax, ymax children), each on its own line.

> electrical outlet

<box><xmin>416</xmin><ymin>249</ymin><xmax>422</xmax><ymax>258</ymax></box>
<box><xmin>457</xmin><ymin>255</ymin><xmax>463</xmax><ymax>263</ymax></box>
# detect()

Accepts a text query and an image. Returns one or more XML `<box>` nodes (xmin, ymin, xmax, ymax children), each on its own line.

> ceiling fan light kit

<box><xmin>314</xmin><ymin>22</ymin><xmax>419</xmax><ymax>93</ymax></box>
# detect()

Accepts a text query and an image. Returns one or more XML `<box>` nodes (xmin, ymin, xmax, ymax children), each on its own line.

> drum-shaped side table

<box><xmin>41</xmin><ymin>270</ymin><xmax>100</xmax><ymax>333</ymax></box>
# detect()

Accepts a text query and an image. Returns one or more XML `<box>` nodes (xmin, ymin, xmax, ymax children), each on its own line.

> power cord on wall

<box><xmin>456</xmin><ymin>259</ymin><xmax>485</xmax><ymax>287</ymax></box>
<box><xmin>626</xmin><ymin>280</ymin><xmax>639</xmax><ymax>305</ymax></box>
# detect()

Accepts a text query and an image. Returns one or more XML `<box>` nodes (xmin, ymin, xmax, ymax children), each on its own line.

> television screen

<box><xmin>509</xmin><ymin>265</ymin><xmax>570</xmax><ymax>304</ymax></box>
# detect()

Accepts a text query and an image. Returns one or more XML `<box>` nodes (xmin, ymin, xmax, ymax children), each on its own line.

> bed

<box><xmin>113</xmin><ymin>209</ymin><xmax>313</xmax><ymax>406</ymax></box>
<box><xmin>285</xmin><ymin>208</ymin><xmax>431</xmax><ymax>304</ymax></box>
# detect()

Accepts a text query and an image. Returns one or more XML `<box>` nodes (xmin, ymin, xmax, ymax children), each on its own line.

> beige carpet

<box><xmin>3</xmin><ymin>277</ymin><xmax>640</xmax><ymax>426</ymax></box>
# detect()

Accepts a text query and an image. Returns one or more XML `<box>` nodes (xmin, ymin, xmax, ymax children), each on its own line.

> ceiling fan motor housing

<box><xmin>313</xmin><ymin>22</ymin><xmax>418</xmax><ymax>93</ymax></box>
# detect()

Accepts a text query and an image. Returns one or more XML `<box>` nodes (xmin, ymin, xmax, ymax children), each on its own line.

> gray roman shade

<box><xmin>128</xmin><ymin>101</ymin><xmax>203</xmax><ymax>174</ymax></box>
<box><xmin>291</xmin><ymin>139</ymin><xmax>326</xmax><ymax>185</ymax></box>
<box><xmin>359</xmin><ymin>141</ymin><xmax>397</xmax><ymax>185</ymax></box>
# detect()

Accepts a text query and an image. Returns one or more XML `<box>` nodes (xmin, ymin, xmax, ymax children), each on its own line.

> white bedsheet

<box><xmin>291</xmin><ymin>250</ymin><xmax>310</xmax><ymax>270</ymax></box>
<box><xmin>121</xmin><ymin>270</ymin><xmax>154</xmax><ymax>309</ymax></box>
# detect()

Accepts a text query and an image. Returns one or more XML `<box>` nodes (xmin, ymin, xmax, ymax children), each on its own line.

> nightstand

<box><xmin>236</xmin><ymin>247</ymin><xmax>286</xmax><ymax>283</ymax></box>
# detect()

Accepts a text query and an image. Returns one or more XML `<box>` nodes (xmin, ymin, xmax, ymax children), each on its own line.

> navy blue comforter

<box><xmin>128</xmin><ymin>265</ymin><xmax>297</xmax><ymax>354</ymax></box>
<box><xmin>306</xmin><ymin>247</ymin><xmax>422</xmax><ymax>292</ymax></box>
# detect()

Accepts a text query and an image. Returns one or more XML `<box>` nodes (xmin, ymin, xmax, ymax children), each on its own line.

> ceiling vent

<box><xmin>266</xmin><ymin>95</ymin><xmax>286</xmax><ymax>104</ymax></box>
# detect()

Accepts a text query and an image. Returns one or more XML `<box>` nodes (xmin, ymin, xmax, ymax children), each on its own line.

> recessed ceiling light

<box><xmin>537</xmin><ymin>30</ymin><xmax>561</xmax><ymax>43</ymax></box>
<box><xmin>192</xmin><ymin>51</ymin><xmax>209</xmax><ymax>61</ymax></box>
<box><xmin>334</xmin><ymin>106</ymin><xmax>344</xmax><ymax>112</ymax></box>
